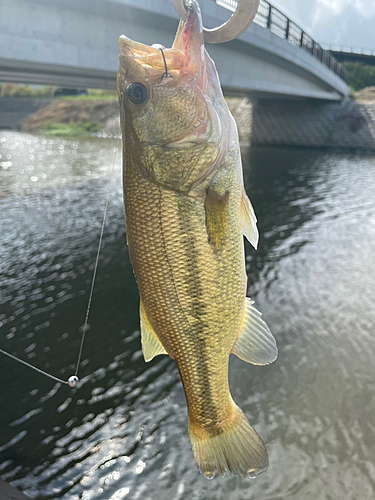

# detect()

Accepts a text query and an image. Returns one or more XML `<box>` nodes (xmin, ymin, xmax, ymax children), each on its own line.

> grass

<box><xmin>40</xmin><ymin>121</ymin><xmax>102</xmax><ymax>137</ymax></box>
<box><xmin>59</xmin><ymin>89</ymin><xmax>117</xmax><ymax>100</ymax></box>
<box><xmin>342</xmin><ymin>62</ymin><xmax>375</xmax><ymax>91</ymax></box>
<box><xmin>349</xmin><ymin>86</ymin><xmax>358</xmax><ymax>100</ymax></box>
<box><xmin>0</xmin><ymin>84</ymin><xmax>56</xmax><ymax>98</ymax></box>
<box><xmin>60</xmin><ymin>93</ymin><xmax>117</xmax><ymax>101</ymax></box>
<box><xmin>0</xmin><ymin>85</ymin><xmax>117</xmax><ymax>100</ymax></box>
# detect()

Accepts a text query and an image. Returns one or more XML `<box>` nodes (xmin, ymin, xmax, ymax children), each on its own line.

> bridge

<box><xmin>0</xmin><ymin>0</ymin><xmax>349</xmax><ymax>101</ymax></box>
<box><xmin>323</xmin><ymin>45</ymin><xmax>375</xmax><ymax>66</ymax></box>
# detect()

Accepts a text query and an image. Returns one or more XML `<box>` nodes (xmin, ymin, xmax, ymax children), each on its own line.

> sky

<box><xmin>271</xmin><ymin>0</ymin><xmax>375</xmax><ymax>50</ymax></box>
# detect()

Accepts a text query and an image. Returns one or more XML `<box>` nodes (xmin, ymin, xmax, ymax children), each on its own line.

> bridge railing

<box><xmin>322</xmin><ymin>44</ymin><xmax>375</xmax><ymax>57</ymax></box>
<box><xmin>215</xmin><ymin>0</ymin><xmax>345</xmax><ymax>80</ymax></box>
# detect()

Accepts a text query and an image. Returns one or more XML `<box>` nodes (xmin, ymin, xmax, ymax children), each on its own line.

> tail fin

<box><xmin>188</xmin><ymin>404</ymin><xmax>268</xmax><ymax>479</ymax></box>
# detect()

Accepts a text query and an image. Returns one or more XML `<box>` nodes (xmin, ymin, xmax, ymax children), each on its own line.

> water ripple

<box><xmin>1</xmin><ymin>134</ymin><xmax>375</xmax><ymax>498</ymax></box>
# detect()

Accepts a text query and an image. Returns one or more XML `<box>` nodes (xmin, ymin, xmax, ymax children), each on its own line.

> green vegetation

<box><xmin>79</xmin><ymin>89</ymin><xmax>116</xmax><ymax>99</ymax></box>
<box><xmin>0</xmin><ymin>83</ymin><xmax>57</xmax><ymax>97</ymax></box>
<box><xmin>0</xmin><ymin>84</ymin><xmax>117</xmax><ymax>100</ymax></box>
<box><xmin>40</xmin><ymin>121</ymin><xmax>101</xmax><ymax>137</ymax></box>
<box><xmin>342</xmin><ymin>62</ymin><xmax>375</xmax><ymax>91</ymax></box>
<box><xmin>62</xmin><ymin>89</ymin><xmax>117</xmax><ymax>100</ymax></box>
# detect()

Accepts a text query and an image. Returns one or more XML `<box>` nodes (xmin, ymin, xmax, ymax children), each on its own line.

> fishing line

<box><xmin>0</xmin><ymin>137</ymin><xmax>120</xmax><ymax>388</ymax></box>
<box><xmin>74</xmin><ymin>139</ymin><xmax>119</xmax><ymax>381</ymax></box>
<box><xmin>0</xmin><ymin>348</ymin><xmax>69</xmax><ymax>385</ymax></box>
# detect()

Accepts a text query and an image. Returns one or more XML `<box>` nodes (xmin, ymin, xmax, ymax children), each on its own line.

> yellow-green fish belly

<box><xmin>124</xmin><ymin>161</ymin><xmax>246</xmax><ymax>429</ymax></box>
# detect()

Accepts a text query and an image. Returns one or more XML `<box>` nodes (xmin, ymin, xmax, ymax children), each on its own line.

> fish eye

<box><xmin>126</xmin><ymin>82</ymin><xmax>148</xmax><ymax>105</ymax></box>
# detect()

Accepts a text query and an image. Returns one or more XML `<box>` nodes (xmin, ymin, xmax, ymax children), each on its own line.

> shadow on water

<box><xmin>1</xmin><ymin>131</ymin><xmax>375</xmax><ymax>499</ymax></box>
<box><xmin>242</xmin><ymin>145</ymin><xmax>326</xmax><ymax>294</ymax></box>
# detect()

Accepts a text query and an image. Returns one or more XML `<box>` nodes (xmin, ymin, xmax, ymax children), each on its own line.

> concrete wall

<box><xmin>87</xmin><ymin>97</ymin><xmax>375</xmax><ymax>152</ymax></box>
<box><xmin>230</xmin><ymin>98</ymin><xmax>375</xmax><ymax>151</ymax></box>
<box><xmin>0</xmin><ymin>0</ymin><xmax>348</xmax><ymax>100</ymax></box>
<box><xmin>0</xmin><ymin>97</ymin><xmax>51</xmax><ymax>129</ymax></box>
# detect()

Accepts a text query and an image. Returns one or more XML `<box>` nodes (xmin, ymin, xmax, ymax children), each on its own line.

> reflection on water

<box><xmin>1</xmin><ymin>131</ymin><xmax>375</xmax><ymax>499</ymax></box>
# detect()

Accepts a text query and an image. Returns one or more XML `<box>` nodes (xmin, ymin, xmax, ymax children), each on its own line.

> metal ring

<box><xmin>173</xmin><ymin>0</ymin><xmax>260</xmax><ymax>44</ymax></box>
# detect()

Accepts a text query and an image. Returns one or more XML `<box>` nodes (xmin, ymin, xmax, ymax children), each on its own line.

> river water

<box><xmin>0</xmin><ymin>130</ymin><xmax>375</xmax><ymax>500</ymax></box>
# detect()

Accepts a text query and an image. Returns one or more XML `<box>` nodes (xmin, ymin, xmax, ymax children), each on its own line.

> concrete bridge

<box><xmin>323</xmin><ymin>45</ymin><xmax>375</xmax><ymax>66</ymax></box>
<box><xmin>0</xmin><ymin>0</ymin><xmax>349</xmax><ymax>101</ymax></box>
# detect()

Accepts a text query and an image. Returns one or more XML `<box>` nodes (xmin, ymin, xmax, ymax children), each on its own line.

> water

<box><xmin>1</xmin><ymin>130</ymin><xmax>375</xmax><ymax>499</ymax></box>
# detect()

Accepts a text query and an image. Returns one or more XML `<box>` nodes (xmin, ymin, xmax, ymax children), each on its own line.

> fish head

<box><xmin>117</xmin><ymin>0</ymin><xmax>233</xmax><ymax>193</ymax></box>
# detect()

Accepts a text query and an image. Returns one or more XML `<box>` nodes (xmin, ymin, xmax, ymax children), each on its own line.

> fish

<box><xmin>116</xmin><ymin>0</ymin><xmax>278</xmax><ymax>479</ymax></box>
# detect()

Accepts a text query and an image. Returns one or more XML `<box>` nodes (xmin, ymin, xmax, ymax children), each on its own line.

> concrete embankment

<box><xmin>20</xmin><ymin>99</ymin><xmax>119</xmax><ymax>132</ymax></box>
<box><xmin>100</xmin><ymin>97</ymin><xmax>375</xmax><ymax>152</ymax></box>
<box><xmin>247</xmin><ymin>99</ymin><xmax>375</xmax><ymax>151</ymax></box>
<box><xmin>0</xmin><ymin>98</ymin><xmax>119</xmax><ymax>132</ymax></box>
<box><xmin>0</xmin><ymin>97</ymin><xmax>51</xmax><ymax>129</ymax></box>
<box><xmin>2</xmin><ymin>95</ymin><xmax>375</xmax><ymax>151</ymax></box>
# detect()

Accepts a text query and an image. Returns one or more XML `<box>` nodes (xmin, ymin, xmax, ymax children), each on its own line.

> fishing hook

<box><xmin>159</xmin><ymin>48</ymin><xmax>170</xmax><ymax>80</ymax></box>
<box><xmin>173</xmin><ymin>0</ymin><xmax>260</xmax><ymax>44</ymax></box>
<box><xmin>151</xmin><ymin>44</ymin><xmax>171</xmax><ymax>81</ymax></box>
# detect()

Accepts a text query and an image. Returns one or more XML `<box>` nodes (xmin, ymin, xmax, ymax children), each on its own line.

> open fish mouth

<box><xmin>118</xmin><ymin>0</ymin><xmax>206</xmax><ymax>82</ymax></box>
<box><xmin>118</xmin><ymin>36</ymin><xmax>185</xmax><ymax>74</ymax></box>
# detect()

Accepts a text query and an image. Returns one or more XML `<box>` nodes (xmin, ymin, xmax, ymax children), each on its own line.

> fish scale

<box><xmin>125</xmin><ymin>151</ymin><xmax>243</xmax><ymax>417</ymax></box>
<box><xmin>118</xmin><ymin>0</ymin><xmax>278</xmax><ymax>479</ymax></box>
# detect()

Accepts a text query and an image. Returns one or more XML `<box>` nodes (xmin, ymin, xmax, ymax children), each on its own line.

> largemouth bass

<box><xmin>117</xmin><ymin>0</ymin><xmax>277</xmax><ymax>479</ymax></box>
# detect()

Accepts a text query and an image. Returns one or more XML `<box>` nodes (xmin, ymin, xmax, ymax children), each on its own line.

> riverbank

<box><xmin>249</xmin><ymin>98</ymin><xmax>375</xmax><ymax>151</ymax></box>
<box><xmin>19</xmin><ymin>99</ymin><xmax>119</xmax><ymax>137</ymax></box>
<box><xmin>99</xmin><ymin>96</ymin><xmax>375</xmax><ymax>151</ymax></box>
<box><xmin>0</xmin><ymin>97</ymin><xmax>52</xmax><ymax>130</ymax></box>
<box><xmin>1</xmin><ymin>94</ymin><xmax>375</xmax><ymax>150</ymax></box>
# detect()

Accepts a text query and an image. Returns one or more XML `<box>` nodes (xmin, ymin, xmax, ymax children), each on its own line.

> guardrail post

<box><xmin>300</xmin><ymin>31</ymin><xmax>304</xmax><ymax>47</ymax></box>
<box><xmin>267</xmin><ymin>3</ymin><xmax>272</xmax><ymax>28</ymax></box>
<box><xmin>285</xmin><ymin>19</ymin><xmax>290</xmax><ymax>40</ymax></box>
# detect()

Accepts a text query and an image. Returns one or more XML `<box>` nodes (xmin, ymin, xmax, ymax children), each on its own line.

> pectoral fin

<box><xmin>240</xmin><ymin>191</ymin><xmax>259</xmax><ymax>250</ymax></box>
<box><xmin>232</xmin><ymin>298</ymin><xmax>278</xmax><ymax>366</ymax></box>
<box><xmin>140</xmin><ymin>300</ymin><xmax>168</xmax><ymax>362</ymax></box>
<box><xmin>205</xmin><ymin>187</ymin><xmax>230</xmax><ymax>249</ymax></box>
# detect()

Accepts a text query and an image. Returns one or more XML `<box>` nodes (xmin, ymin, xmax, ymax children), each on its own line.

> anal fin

<box><xmin>140</xmin><ymin>300</ymin><xmax>168</xmax><ymax>362</ymax></box>
<box><xmin>240</xmin><ymin>191</ymin><xmax>259</xmax><ymax>250</ymax></box>
<box><xmin>232</xmin><ymin>298</ymin><xmax>278</xmax><ymax>366</ymax></box>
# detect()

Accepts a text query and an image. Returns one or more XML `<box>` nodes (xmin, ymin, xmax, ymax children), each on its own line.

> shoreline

<box><xmin>1</xmin><ymin>95</ymin><xmax>375</xmax><ymax>151</ymax></box>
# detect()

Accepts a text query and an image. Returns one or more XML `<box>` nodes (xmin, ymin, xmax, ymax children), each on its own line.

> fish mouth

<box><xmin>118</xmin><ymin>36</ymin><xmax>185</xmax><ymax>73</ymax></box>
<box><xmin>118</xmin><ymin>0</ymin><xmax>205</xmax><ymax>79</ymax></box>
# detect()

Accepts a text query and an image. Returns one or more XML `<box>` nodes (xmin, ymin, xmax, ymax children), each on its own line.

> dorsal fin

<box><xmin>232</xmin><ymin>298</ymin><xmax>278</xmax><ymax>366</ymax></box>
<box><xmin>140</xmin><ymin>300</ymin><xmax>168</xmax><ymax>362</ymax></box>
